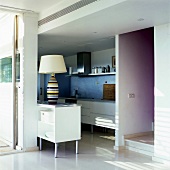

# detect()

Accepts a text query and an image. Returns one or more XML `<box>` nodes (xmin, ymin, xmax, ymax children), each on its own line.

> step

<box><xmin>125</xmin><ymin>139</ymin><xmax>154</xmax><ymax>156</ymax></box>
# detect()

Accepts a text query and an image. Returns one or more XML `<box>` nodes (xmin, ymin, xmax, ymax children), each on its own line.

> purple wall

<box><xmin>118</xmin><ymin>27</ymin><xmax>154</xmax><ymax>136</ymax></box>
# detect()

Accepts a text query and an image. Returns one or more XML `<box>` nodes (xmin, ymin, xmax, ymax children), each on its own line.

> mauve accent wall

<box><xmin>117</xmin><ymin>27</ymin><xmax>154</xmax><ymax>146</ymax></box>
<box><xmin>70</xmin><ymin>75</ymin><xmax>116</xmax><ymax>99</ymax></box>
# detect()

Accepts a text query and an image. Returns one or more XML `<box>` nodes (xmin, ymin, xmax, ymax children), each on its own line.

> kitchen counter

<box><xmin>59</xmin><ymin>97</ymin><xmax>115</xmax><ymax>103</ymax></box>
<box><xmin>37</xmin><ymin>103</ymin><xmax>81</xmax><ymax>107</ymax></box>
<box><xmin>55</xmin><ymin>97</ymin><xmax>116</xmax><ymax>130</ymax></box>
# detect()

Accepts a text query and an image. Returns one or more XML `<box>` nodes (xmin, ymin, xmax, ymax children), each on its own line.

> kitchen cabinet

<box><xmin>77</xmin><ymin>100</ymin><xmax>115</xmax><ymax>129</ymax></box>
<box><xmin>90</xmin><ymin>101</ymin><xmax>115</xmax><ymax>129</ymax></box>
<box><xmin>77</xmin><ymin>100</ymin><xmax>91</xmax><ymax>124</ymax></box>
<box><xmin>90</xmin><ymin>113</ymin><xmax>115</xmax><ymax>129</ymax></box>
<box><xmin>91</xmin><ymin>102</ymin><xmax>115</xmax><ymax>116</ymax></box>
<box><xmin>37</xmin><ymin>103</ymin><xmax>81</xmax><ymax>158</ymax></box>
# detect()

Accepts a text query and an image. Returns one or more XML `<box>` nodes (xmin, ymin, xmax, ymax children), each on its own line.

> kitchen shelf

<box><xmin>88</xmin><ymin>72</ymin><xmax>116</xmax><ymax>76</ymax></box>
<box><xmin>66</xmin><ymin>72</ymin><xmax>116</xmax><ymax>77</ymax></box>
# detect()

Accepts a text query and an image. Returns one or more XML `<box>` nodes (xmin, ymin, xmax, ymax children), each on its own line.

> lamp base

<box><xmin>47</xmin><ymin>74</ymin><xmax>59</xmax><ymax>105</ymax></box>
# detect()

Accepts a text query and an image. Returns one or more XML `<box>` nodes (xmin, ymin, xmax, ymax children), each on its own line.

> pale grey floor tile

<box><xmin>0</xmin><ymin>131</ymin><xmax>169</xmax><ymax>170</ymax></box>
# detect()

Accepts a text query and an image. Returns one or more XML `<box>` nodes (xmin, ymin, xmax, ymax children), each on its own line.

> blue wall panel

<box><xmin>44</xmin><ymin>73</ymin><xmax>70</xmax><ymax>100</ymax></box>
<box><xmin>70</xmin><ymin>75</ymin><xmax>115</xmax><ymax>99</ymax></box>
<box><xmin>44</xmin><ymin>74</ymin><xmax>115</xmax><ymax>100</ymax></box>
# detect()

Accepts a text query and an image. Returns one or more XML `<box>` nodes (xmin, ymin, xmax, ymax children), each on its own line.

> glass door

<box><xmin>0</xmin><ymin>13</ymin><xmax>17</xmax><ymax>150</ymax></box>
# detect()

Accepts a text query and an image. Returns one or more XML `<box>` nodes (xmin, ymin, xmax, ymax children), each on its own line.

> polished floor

<box><xmin>0</xmin><ymin>131</ymin><xmax>169</xmax><ymax>170</ymax></box>
<box><xmin>0</xmin><ymin>140</ymin><xmax>14</xmax><ymax>154</ymax></box>
<box><xmin>127</xmin><ymin>133</ymin><xmax>154</xmax><ymax>145</ymax></box>
<box><xmin>0</xmin><ymin>140</ymin><xmax>8</xmax><ymax>147</ymax></box>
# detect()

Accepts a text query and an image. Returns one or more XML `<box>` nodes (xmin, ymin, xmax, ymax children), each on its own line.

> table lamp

<box><xmin>39</xmin><ymin>55</ymin><xmax>67</xmax><ymax>104</ymax></box>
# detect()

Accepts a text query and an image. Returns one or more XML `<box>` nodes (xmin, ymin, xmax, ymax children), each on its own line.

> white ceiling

<box><xmin>38</xmin><ymin>0</ymin><xmax>170</xmax><ymax>57</ymax></box>
<box><xmin>0</xmin><ymin>0</ymin><xmax>63</xmax><ymax>12</ymax></box>
<box><xmin>0</xmin><ymin>0</ymin><xmax>170</xmax><ymax>57</ymax></box>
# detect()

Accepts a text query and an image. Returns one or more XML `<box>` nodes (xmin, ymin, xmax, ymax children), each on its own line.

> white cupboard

<box><xmin>77</xmin><ymin>100</ymin><xmax>115</xmax><ymax>129</ymax></box>
<box><xmin>78</xmin><ymin>100</ymin><xmax>91</xmax><ymax>124</ymax></box>
<box><xmin>37</xmin><ymin>104</ymin><xmax>81</xmax><ymax>158</ymax></box>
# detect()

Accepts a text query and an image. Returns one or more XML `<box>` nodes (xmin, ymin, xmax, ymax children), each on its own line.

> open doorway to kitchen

<box><xmin>0</xmin><ymin>12</ymin><xmax>19</xmax><ymax>154</ymax></box>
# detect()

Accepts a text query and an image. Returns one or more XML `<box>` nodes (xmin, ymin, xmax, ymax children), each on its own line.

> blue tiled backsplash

<box><xmin>70</xmin><ymin>75</ymin><xmax>116</xmax><ymax>99</ymax></box>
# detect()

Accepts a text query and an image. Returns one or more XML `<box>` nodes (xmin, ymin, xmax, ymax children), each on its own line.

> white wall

<box><xmin>64</xmin><ymin>48</ymin><xmax>115</xmax><ymax>72</ymax></box>
<box><xmin>18</xmin><ymin>13</ymin><xmax>38</xmax><ymax>150</ymax></box>
<box><xmin>91</xmin><ymin>48</ymin><xmax>115</xmax><ymax>72</ymax></box>
<box><xmin>154</xmin><ymin>23</ymin><xmax>170</xmax><ymax>162</ymax></box>
<box><xmin>64</xmin><ymin>55</ymin><xmax>77</xmax><ymax>68</ymax></box>
<box><xmin>116</xmin><ymin>28</ymin><xmax>154</xmax><ymax>146</ymax></box>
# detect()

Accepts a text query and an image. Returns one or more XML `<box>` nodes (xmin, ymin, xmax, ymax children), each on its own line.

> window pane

<box><xmin>0</xmin><ymin>56</ymin><xmax>12</xmax><ymax>82</ymax></box>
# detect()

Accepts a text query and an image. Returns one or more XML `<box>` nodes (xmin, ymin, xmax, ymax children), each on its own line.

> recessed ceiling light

<box><xmin>138</xmin><ymin>18</ymin><xmax>144</xmax><ymax>21</ymax></box>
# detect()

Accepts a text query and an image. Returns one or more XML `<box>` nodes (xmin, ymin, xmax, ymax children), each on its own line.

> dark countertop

<box><xmin>37</xmin><ymin>102</ymin><xmax>81</xmax><ymax>107</ymax></box>
<box><xmin>59</xmin><ymin>97</ymin><xmax>115</xmax><ymax>103</ymax></box>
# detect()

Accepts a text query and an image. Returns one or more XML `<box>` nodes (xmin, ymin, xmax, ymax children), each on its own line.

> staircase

<box><xmin>124</xmin><ymin>132</ymin><xmax>154</xmax><ymax>156</ymax></box>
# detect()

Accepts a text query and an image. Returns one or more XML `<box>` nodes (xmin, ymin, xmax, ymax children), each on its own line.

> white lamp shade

<box><xmin>39</xmin><ymin>55</ymin><xmax>67</xmax><ymax>74</ymax></box>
